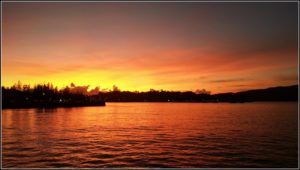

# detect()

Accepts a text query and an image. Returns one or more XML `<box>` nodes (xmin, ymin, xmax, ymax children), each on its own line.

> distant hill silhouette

<box><xmin>212</xmin><ymin>85</ymin><xmax>298</xmax><ymax>102</ymax></box>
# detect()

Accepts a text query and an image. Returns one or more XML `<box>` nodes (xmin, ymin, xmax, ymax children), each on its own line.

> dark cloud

<box><xmin>275</xmin><ymin>74</ymin><xmax>298</xmax><ymax>82</ymax></box>
<box><xmin>209</xmin><ymin>78</ymin><xmax>248</xmax><ymax>83</ymax></box>
<box><xmin>229</xmin><ymin>84</ymin><xmax>249</xmax><ymax>87</ymax></box>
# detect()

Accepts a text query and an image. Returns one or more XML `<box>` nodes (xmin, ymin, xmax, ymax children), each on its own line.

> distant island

<box><xmin>1</xmin><ymin>84</ymin><xmax>298</xmax><ymax>109</ymax></box>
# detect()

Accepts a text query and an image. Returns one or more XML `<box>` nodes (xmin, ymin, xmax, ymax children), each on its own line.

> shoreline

<box><xmin>2</xmin><ymin>102</ymin><xmax>106</xmax><ymax>109</ymax></box>
<box><xmin>3</xmin><ymin>100</ymin><xmax>298</xmax><ymax>109</ymax></box>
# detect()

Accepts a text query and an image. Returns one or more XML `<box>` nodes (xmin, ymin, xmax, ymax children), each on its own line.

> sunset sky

<box><xmin>2</xmin><ymin>2</ymin><xmax>298</xmax><ymax>93</ymax></box>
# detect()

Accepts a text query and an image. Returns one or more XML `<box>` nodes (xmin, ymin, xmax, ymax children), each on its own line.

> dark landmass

<box><xmin>2</xmin><ymin>84</ymin><xmax>297</xmax><ymax>109</ymax></box>
<box><xmin>212</xmin><ymin>85</ymin><xmax>298</xmax><ymax>103</ymax></box>
<box><xmin>99</xmin><ymin>85</ymin><xmax>298</xmax><ymax>102</ymax></box>
<box><xmin>2</xmin><ymin>84</ymin><xmax>105</xmax><ymax>109</ymax></box>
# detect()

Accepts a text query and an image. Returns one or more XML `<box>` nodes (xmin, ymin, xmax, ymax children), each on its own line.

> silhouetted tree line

<box><xmin>2</xmin><ymin>82</ymin><xmax>105</xmax><ymax>108</ymax></box>
<box><xmin>97</xmin><ymin>85</ymin><xmax>298</xmax><ymax>102</ymax></box>
<box><xmin>1</xmin><ymin>82</ymin><xmax>298</xmax><ymax>109</ymax></box>
<box><xmin>99</xmin><ymin>89</ymin><xmax>211</xmax><ymax>102</ymax></box>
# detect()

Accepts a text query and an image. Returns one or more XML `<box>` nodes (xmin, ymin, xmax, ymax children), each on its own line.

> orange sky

<box><xmin>2</xmin><ymin>2</ymin><xmax>298</xmax><ymax>93</ymax></box>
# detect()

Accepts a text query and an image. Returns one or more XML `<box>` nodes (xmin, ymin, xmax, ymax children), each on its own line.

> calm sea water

<box><xmin>2</xmin><ymin>102</ymin><xmax>298</xmax><ymax>168</ymax></box>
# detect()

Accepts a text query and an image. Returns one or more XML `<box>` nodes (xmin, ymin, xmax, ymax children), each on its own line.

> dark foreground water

<box><xmin>2</xmin><ymin>102</ymin><xmax>298</xmax><ymax>168</ymax></box>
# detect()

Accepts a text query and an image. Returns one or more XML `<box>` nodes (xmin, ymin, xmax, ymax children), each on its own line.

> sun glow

<box><xmin>2</xmin><ymin>3</ymin><xmax>298</xmax><ymax>94</ymax></box>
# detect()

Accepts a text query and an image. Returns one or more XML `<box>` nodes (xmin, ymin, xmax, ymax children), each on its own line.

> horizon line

<box><xmin>2</xmin><ymin>81</ymin><xmax>298</xmax><ymax>95</ymax></box>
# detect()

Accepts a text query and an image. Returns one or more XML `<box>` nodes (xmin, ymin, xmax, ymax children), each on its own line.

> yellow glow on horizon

<box><xmin>2</xmin><ymin>3</ymin><xmax>298</xmax><ymax>94</ymax></box>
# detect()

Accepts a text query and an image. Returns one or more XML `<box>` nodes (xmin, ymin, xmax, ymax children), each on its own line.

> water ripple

<box><xmin>2</xmin><ymin>103</ymin><xmax>298</xmax><ymax>168</ymax></box>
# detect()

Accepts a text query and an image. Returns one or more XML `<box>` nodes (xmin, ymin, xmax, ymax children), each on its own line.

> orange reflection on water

<box><xmin>2</xmin><ymin>102</ymin><xmax>298</xmax><ymax>168</ymax></box>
